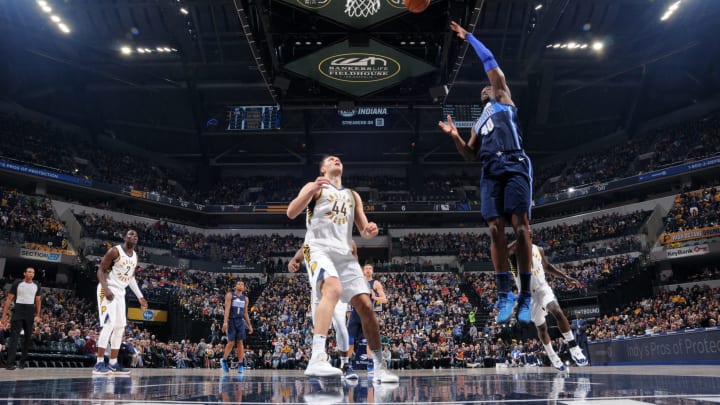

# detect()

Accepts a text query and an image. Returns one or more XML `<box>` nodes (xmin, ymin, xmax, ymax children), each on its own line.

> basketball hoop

<box><xmin>345</xmin><ymin>0</ymin><xmax>381</xmax><ymax>17</ymax></box>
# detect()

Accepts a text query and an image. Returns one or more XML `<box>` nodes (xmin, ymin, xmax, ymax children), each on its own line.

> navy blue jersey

<box><xmin>229</xmin><ymin>292</ymin><xmax>247</xmax><ymax>319</ymax></box>
<box><xmin>473</xmin><ymin>101</ymin><xmax>524</xmax><ymax>159</ymax></box>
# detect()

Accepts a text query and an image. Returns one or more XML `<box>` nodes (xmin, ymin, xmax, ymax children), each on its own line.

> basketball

<box><xmin>404</xmin><ymin>0</ymin><xmax>430</xmax><ymax>13</ymax></box>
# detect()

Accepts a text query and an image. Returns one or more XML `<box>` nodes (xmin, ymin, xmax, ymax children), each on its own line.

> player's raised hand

<box><xmin>361</xmin><ymin>222</ymin><xmax>379</xmax><ymax>239</ymax></box>
<box><xmin>311</xmin><ymin>176</ymin><xmax>331</xmax><ymax>193</ymax></box>
<box><xmin>438</xmin><ymin>115</ymin><xmax>460</xmax><ymax>138</ymax></box>
<box><xmin>450</xmin><ymin>21</ymin><xmax>468</xmax><ymax>40</ymax></box>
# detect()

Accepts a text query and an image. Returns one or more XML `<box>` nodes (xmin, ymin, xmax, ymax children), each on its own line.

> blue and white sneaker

<box><xmin>108</xmin><ymin>362</ymin><xmax>131</xmax><ymax>375</ymax></box>
<box><xmin>366</xmin><ymin>363</ymin><xmax>374</xmax><ymax>377</ymax></box>
<box><xmin>221</xmin><ymin>358</ymin><xmax>230</xmax><ymax>373</ymax></box>
<box><xmin>516</xmin><ymin>292</ymin><xmax>532</xmax><ymax>324</ymax></box>
<box><xmin>570</xmin><ymin>346</ymin><xmax>588</xmax><ymax>366</ymax></box>
<box><xmin>495</xmin><ymin>293</ymin><xmax>515</xmax><ymax>324</ymax></box>
<box><xmin>342</xmin><ymin>364</ymin><xmax>358</xmax><ymax>380</ymax></box>
<box><xmin>237</xmin><ymin>364</ymin><xmax>244</xmax><ymax>374</ymax></box>
<box><xmin>92</xmin><ymin>362</ymin><xmax>112</xmax><ymax>375</ymax></box>
<box><xmin>548</xmin><ymin>353</ymin><xmax>566</xmax><ymax>372</ymax></box>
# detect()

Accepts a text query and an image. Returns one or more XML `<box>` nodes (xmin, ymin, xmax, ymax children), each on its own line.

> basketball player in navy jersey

<box><xmin>439</xmin><ymin>21</ymin><xmax>534</xmax><ymax>325</ymax></box>
<box><xmin>346</xmin><ymin>262</ymin><xmax>387</xmax><ymax>376</ymax></box>
<box><xmin>221</xmin><ymin>280</ymin><xmax>254</xmax><ymax>374</ymax></box>
<box><xmin>287</xmin><ymin>155</ymin><xmax>398</xmax><ymax>383</ymax></box>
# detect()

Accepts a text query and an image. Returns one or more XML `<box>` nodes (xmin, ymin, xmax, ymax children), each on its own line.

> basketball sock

<box><xmin>562</xmin><ymin>331</ymin><xmax>576</xmax><ymax>344</ymax></box>
<box><xmin>109</xmin><ymin>358</ymin><xmax>118</xmax><ymax>366</ymax></box>
<box><xmin>96</xmin><ymin>357</ymin><xmax>104</xmax><ymax>364</ymax></box>
<box><xmin>544</xmin><ymin>343</ymin><xmax>560</xmax><ymax>360</ymax></box>
<box><xmin>311</xmin><ymin>335</ymin><xmax>327</xmax><ymax>359</ymax></box>
<box><xmin>495</xmin><ymin>272</ymin><xmax>511</xmax><ymax>293</ymax></box>
<box><xmin>519</xmin><ymin>273</ymin><xmax>531</xmax><ymax>295</ymax></box>
<box><xmin>340</xmin><ymin>356</ymin><xmax>348</xmax><ymax>367</ymax></box>
<box><xmin>371</xmin><ymin>349</ymin><xmax>383</xmax><ymax>368</ymax></box>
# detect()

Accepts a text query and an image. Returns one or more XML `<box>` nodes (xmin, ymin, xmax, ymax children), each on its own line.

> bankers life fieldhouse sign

<box><xmin>286</xmin><ymin>40</ymin><xmax>435</xmax><ymax>97</ymax></box>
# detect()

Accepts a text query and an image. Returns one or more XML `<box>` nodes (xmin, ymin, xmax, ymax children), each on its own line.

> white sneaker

<box><xmin>372</xmin><ymin>380</ymin><xmax>399</xmax><ymax>403</ymax></box>
<box><xmin>372</xmin><ymin>366</ymin><xmax>399</xmax><ymax>384</ymax></box>
<box><xmin>548</xmin><ymin>353</ymin><xmax>566</xmax><ymax>372</ymax></box>
<box><xmin>304</xmin><ymin>353</ymin><xmax>343</xmax><ymax>377</ymax></box>
<box><xmin>569</xmin><ymin>346</ymin><xmax>588</xmax><ymax>366</ymax></box>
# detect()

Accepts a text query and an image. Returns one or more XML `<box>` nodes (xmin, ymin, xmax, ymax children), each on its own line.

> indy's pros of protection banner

<box><xmin>590</xmin><ymin>328</ymin><xmax>720</xmax><ymax>365</ymax></box>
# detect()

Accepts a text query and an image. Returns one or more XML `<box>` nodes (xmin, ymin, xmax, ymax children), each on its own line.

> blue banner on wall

<box><xmin>0</xmin><ymin>159</ymin><xmax>92</xmax><ymax>186</ymax></box>
<box><xmin>589</xmin><ymin>328</ymin><xmax>720</xmax><ymax>365</ymax></box>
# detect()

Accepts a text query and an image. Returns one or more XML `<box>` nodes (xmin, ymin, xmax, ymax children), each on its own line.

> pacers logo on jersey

<box><xmin>309</xmin><ymin>261</ymin><xmax>318</xmax><ymax>276</ymax></box>
<box><xmin>326</xmin><ymin>192</ymin><xmax>353</xmax><ymax>225</ymax></box>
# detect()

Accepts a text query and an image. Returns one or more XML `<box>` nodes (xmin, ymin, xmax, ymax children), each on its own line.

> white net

<box><xmin>345</xmin><ymin>0</ymin><xmax>381</xmax><ymax>17</ymax></box>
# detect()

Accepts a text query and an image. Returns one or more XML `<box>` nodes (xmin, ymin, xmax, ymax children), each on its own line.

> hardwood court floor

<box><xmin>0</xmin><ymin>365</ymin><xmax>719</xmax><ymax>404</ymax></box>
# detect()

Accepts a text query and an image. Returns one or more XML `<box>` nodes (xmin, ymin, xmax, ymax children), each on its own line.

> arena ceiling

<box><xmin>1</xmin><ymin>0</ymin><xmax>719</xmax><ymax>166</ymax></box>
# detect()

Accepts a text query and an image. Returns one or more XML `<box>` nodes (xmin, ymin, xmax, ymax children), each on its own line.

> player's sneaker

<box><xmin>92</xmin><ymin>362</ymin><xmax>112</xmax><ymax>375</ymax></box>
<box><xmin>304</xmin><ymin>353</ymin><xmax>342</xmax><ymax>377</ymax></box>
<box><xmin>569</xmin><ymin>346</ymin><xmax>588</xmax><ymax>366</ymax></box>
<box><xmin>221</xmin><ymin>358</ymin><xmax>230</xmax><ymax>373</ymax></box>
<box><xmin>305</xmin><ymin>378</ymin><xmax>343</xmax><ymax>405</ymax></box>
<box><xmin>342</xmin><ymin>364</ymin><xmax>358</xmax><ymax>380</ymax></box>
<box><xmin>548</xmin><ymin>353</ymin><xmax>566</xmax><ymax>372</ymax></box>
<box><xmin>495</xmin><ymin>292</ymin><xmax>515</xmax><ymax>324</ymax></box>
<box><xmin>372</xmin><ymin>380</ymin><xmax>399</xmax><ymax>403</ymax></box>
<box><xmin>372</xmin><ymin>365</ymin><xmax>399</xmax><ymax>384</ymax></box>
<box><xmin>366</xmin><ymin>362</ymin><xmax>374</xmax><ymax>377</ymax></box>
<box><xmin>108</xmin><ymin>362</ymin><xmax>131</xmax><ymax>376</ymax></box>
<box><xmin>516</xmin><ymin>292</ymin><xmax>532</xmax><ymax>324</ymax></box>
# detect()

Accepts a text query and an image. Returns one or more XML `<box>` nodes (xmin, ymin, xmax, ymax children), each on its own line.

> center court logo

<box><xmin>319</xmin><ymin>53</ymin><xmax>401</xmax><ymax>83</ymax></box>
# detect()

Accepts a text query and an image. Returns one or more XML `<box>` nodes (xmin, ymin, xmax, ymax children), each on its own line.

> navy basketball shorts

<box><xmin>480</xmin><ymin>152</ymin><xmax>533</xmax><ymax>221</ymax></box>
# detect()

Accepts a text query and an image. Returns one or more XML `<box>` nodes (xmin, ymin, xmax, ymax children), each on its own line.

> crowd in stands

<box><xmin>76</xmin><ymin>211</ymin><xmax>302</xmax><ymax>264</ymax></box>
<box><xmin>642</xmin><ymin>112</ymin><xmax>720</xmax><ymax>172</ymax></box>
<box><xmin>395</xmin><ymin>211</ymin><xmax>648</xmax><ymax>268</ymax></box>
<box><xmin>2</xmin><ymin>257</ymin><xmax>718</xmax><ymax>370</ymax></box>
<box><xmin>0</xmin><ymin>188</ymin><xmax>68</xmax><ymax>250</ymax></box>
<box><xmin>3</xmin><ymin>109</ymin><xmax>720</xmax><ymax>209</ymax></box>
<box><xmin>587</xmin><ymin>284</ymin><xmax>719</xmax><ymax>341</ymax></box>
<box><xmin>662</xmin><ymin>186</ymin><xmax>720</xmax><ymax>234</ymax></box>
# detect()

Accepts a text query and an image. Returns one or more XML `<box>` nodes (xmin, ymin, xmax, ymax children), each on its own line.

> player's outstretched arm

<box><xmin>438</xmin><ymin>115</ymin><xmax>479</xmax><ymax>161</ymax></box>
<box><xmin>539</xmin><ymin>247</ymin><xmax>580</xmax><ymax>288</ymax></box>
<box><xmin>287</xmin><ymin>178</ymin><xmax>329</xmax><ymax>219</ymax></box>
<box><xmin>450</xmin><ymin>21</ymin><xmax>513</xmax><ymax>106</ymax></box>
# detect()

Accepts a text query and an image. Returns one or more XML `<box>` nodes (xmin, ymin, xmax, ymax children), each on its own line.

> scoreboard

<box><xmin>442</xmin><ymin>104</ymin><xmax>483</xmax><ymax>128</ymax></box>
<box><xmin>226</xmin><ymin>105</ymin><xmax>281</xmax><ymax>131</ymax></box>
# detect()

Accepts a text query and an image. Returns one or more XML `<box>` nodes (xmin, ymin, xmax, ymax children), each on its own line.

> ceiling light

<box><xmin>592</xmin><ymin>42</ymin><xmax>603</xmax><ymax>51</ymax></box>
<box><xmin>37</xmin><ymin>0</ymin><xmax>47</xmax><ymax>6</ymax></box>
<box><xmin>163</xmin><ymin>47</ymin><xmax>172</xmax><ymax>52</ymax></box>
<box><xmin>120</xmin><ymin>46</ymin><xmax>132</xmax><ymax>55</ymax></box>
<box><xmin>180</xmin><ymin>7</ymin><xmax>189</xmax><ymax>15</ymax></box>
<box><xmin>57</xmin><ymin>23</ymin><xmax>70</xmax><ymax>33</ymax></box>
<box><xmin>580</xmin><ymin>44</ymin><xmax>588</xmax><ymax>49</ymax></box>
<box><xmin>535</xmin><ymin>4</ymin><xmax>543</xmax><ymax>10</ymax></box>
<box><xmin>41</xmin><ymin>5</ymin><xmax>52</xmax><ymax>12</ymax></box>
<box><xmin>552</xmin><ymin>43</ymin><xmax>560</xmax><ymax>48</ymax></box>
<box><xmin>568</xmin><ymin>42</ymin><xmax>577</xmax><ymax>49</ymax></box>
<box><xmin>50</xmin><ymin>15</ymin><xmax>61</xmax><ymax>22</ymax></box>
<box><xmin>137</xmin><ymin>48</ymin><xmax>146</xmax><ymax>53</ymax></box>
<box><xmin>156</xmin><ymin>46</ymin><xmax>165</xmax><ymax>52</ymax></box>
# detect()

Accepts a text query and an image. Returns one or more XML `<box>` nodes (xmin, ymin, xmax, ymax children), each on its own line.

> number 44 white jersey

<box><xmin>304</xmin><ymin>185</ymin><xmax>355</xmax><ymax>254</ymax></box>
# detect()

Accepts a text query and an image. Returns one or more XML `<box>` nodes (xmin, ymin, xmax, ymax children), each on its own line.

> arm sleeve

<box><xmin>128</xmin><ymin>278</ymin><xmax>144</xmax><ymax>300</ymax></box>
<box><xmin>466</xmin><ymin>33</ymin><xmax>499</xmax><ymax>73</ymax></box>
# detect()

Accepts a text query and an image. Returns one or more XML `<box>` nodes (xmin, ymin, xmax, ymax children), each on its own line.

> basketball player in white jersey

<box><xmin>508</xmin><ymin>240</ymin><xmax>588</xmax><ymax>370</ymax></box>
<box><xmin>287</xmin><ymin>155</ymin><xmax>398</xmax><ymax>383</ymax></box>
<box><xmin>288</xmin><ymin>240</ymin><xmax>357</xmax><ymax>379</ymax></box>
<box><xmin>93</xmin><ymin>229</ymin><xmax>147</xmax><ymax>375</ymax></box>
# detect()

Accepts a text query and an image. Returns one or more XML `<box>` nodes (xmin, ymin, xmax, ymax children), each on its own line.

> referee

<box><xmin>1</xmin><ymin>267</ymin><xmax>42</xmax><ymax>370</ymax></box>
